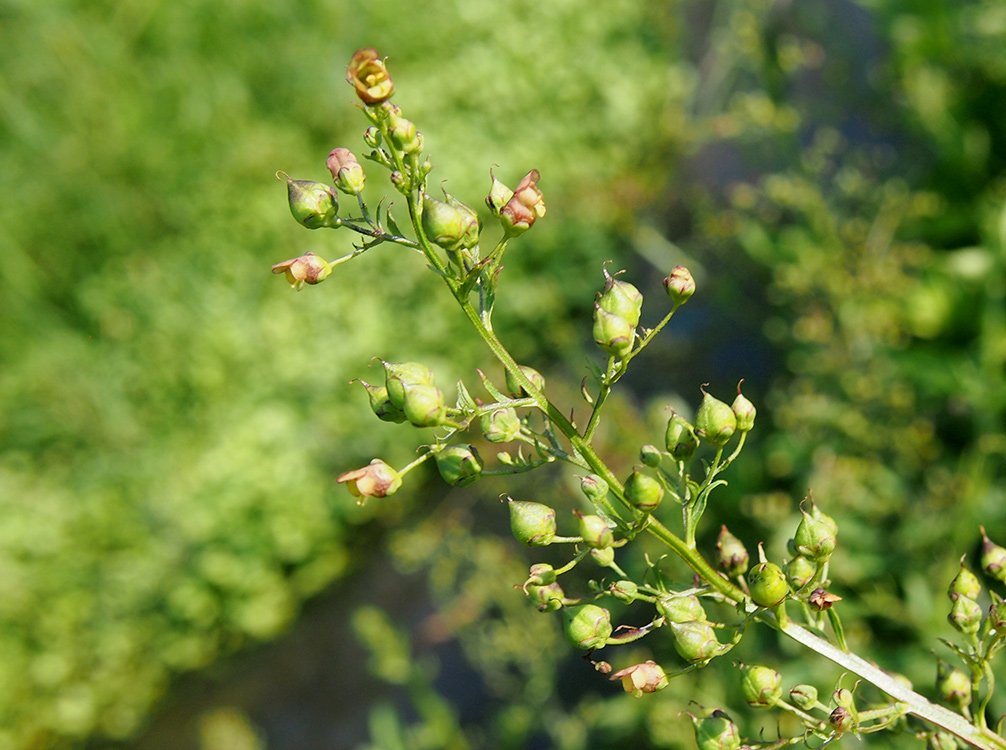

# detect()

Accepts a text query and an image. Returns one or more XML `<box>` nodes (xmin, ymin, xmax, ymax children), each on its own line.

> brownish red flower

<box><xmin>346</xmin><ymin>48</ymin><xmax>394</xmax><ymax>105</ymax></box>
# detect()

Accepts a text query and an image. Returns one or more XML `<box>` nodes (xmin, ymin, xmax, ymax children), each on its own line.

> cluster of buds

<box><xmin>372</xmin><ymin>360</ymin><xmax>448</xmax><ymax>428</ymax></box>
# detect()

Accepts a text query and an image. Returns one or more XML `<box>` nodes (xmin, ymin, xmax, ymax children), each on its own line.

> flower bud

<box><xmin>382</xmin><ymin>361</ymin><xmax>435</xmax><ymax>409</ymax></box>
<box><xmin>691</xmin><ymin>710</ymin><xmax>741</xmax><ymax>750</ymax></box>
<box><xmin>346</xmin><ymin>48</ymin><xmax>395</xmax><ymax>105</ymax></box>
<box><xmin>609</xmin><ymin>580</ymin><xmax>639</xmax><ymax>603</ymax></box>
<box><xmin>271</xmin><ymin>252</ymin><xmax>333</xmax><ymax>290</ymax></box>
<box><xmin>597</xmin><ymin>271</ymin><xmax>643</xmax><ymax>329</ymax></box>
<box><xmin>792</xmin><ymin>503</ymin><xmax>838</xmax><ymax>563</ymax></box>
<box><xmin>785</xmin><ymin>555</ymin><xmax>817</xmax><ymax>590</ymax></box>
<box><xmin>527</xmin><ymin>581</ymin><xmax>566</xmax><ymax>612</ymax></box>
<box><xmin>948</xmin><ymin>594</ymin><xmax>983</xmax><ymax>635</ymax></box>
<box><xmin>326</xmin><ymin>148</ymin><xmax>366</xmax><ymax>195</ymax></box>
<box><xmin>505</xmin><ymin>365</ymin><xmax>545</xmax><ymax>397</ymax></box>
<box><xmin>435</xmin><ymin>444</ymin><xmax>483</xmax><ymax>487</ymax></box>
<box><xmin>357</xmin><ymin>380</ymin><xmax>406</xmax><ymax>423</ymax></box>
<box><xmin>610</xmin><ymin>660</ymin><xmax>668</xmax><ymax>697</ymax></box>
<box><xmin>665</xmin><ymin>413</ymin><xmax>699</xmax><ymax>460</ymax></box>
<box><xmin>563</xmin><ymin>604</ymin><xmax>612</xmax><ymax>650</ymax></box>
<box><xmin>578</xmin><ymin>513</ymin><xmax>613</xmax><ymax>549</ymax></box>
<box><xmin>989</xmin><ymin>592</ymin><xmax>1006</xmax><ymax>631</ymax></box>
<box><xmin>480</xmin><ymin>407</ymin><xmax>521</xmax><ymax>443</ymax></box>
<box><xmin>740</xmin><ymin>664</ymin><xmax>782</xmax><ymax>707</ymax></box>
<box><xmin>639</xmin><ymin>444</ymin><xmax>662</xmax><ymax>468</ymax></box>
<box><xmin>592</xmin><ymin>304</ymin><xmax>635</xmax><ymax>358</ymax></box>
<box><xmin>499</xmin><ymin>169</ymin><xmax>545</xmax><ymax>235</ymax></box>
<box><xmin>590</xmin><ymin>546</ymin><xmax>615</xmax><ymax>568</ymax></box>
<box><xmin>669</xmin><ymin>620</ymin><xmax>726</xmax><ymax>664</ymax></box>
<box><xmin>285</xmin><ymin>178</ymin><xmax>338</xmax><ymax>229</ymax></box>
<box><xmin>337</xmin><ymin>459</ymin><xmax>402</xmax><ymax>500</ymax></box>
<box><xmin>485</xmin><ymin>170</ymin><xmax>514</xmax><ymax>215</ymax></box>
<box><xmin>508</xmin><ymin>499</ymin><xmax>557</xmax><ymax>546</ymax></box>
<box><xmin>695</xmin><ymin>389</ymin><xmax>737</xmax><ymax>446</ymax></box>
<box><xmin>624</xmin><ymin>469</ymin><xmax>664</xmax><ymax>513</ymax></box>
<box><xmin>731</xmin><ymin>386</ymin><xmax>756</xmax><ymax>433</ymax></box>
<box><xmin>363</xmin><ymin>126</ymin><xmax>381</xmax><ymax>148</ymax></box>
<box><xmin>657</xmin><ymin>593</ymin><xmax>706</xmax><ymax>624</ymax></box>
<box><xmin>421</xmin><ymin>191</ymin><xmax>480</xmax><ymax>253</ymax></box>
<box><xmin>948</xmin><ymin>562</ymin><xmax>982</xmax><ymax>602</ymax></box>
<box><xmin>748</xmin><ymin>561</ymin><xmax>789</xmax><ymax>608</ymax></box>
<box><xmin>401</xmin><ymin>382</ymin><xmax>447</xmax><ymax>427</ymax></box>
<box><xmin>580</xmin><ymin>474</ymin><xmax>610</xmax><ymax>505</ymax></box>
<box><xmin>981</xmin><ymin>528</ymin><xmax>1006</xmax><ymax>584</ymax></box>
<box><xmin>663</xmin><ymin>265</ymin><xmax>695</xmax><ymax>305</ymax></box>
<box><xmin>936</xmin><ymin>660</ymin><xmax>972</xmax><ymax>708</ymax></box>
<box><xmin>386</xmin><ymin>106</ymin><xmax>422</xmax><ymax>154</ymax></box>
<box><xmin>789</xmin><ymin>684</ymin><xmax>819</xmax><ymax>710</ymax></box>
<box><xmin>716</xmin><ymin>526</ymin><xmax>750</xmax><ymax>577</ymax></box>
<box><xmin>524</xmin><ymin>563</ymin><xmax>556</xmax><ymax>588</ymax></box>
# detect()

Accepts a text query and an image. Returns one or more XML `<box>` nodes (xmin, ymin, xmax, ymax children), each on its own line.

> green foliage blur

<box><xmin>2</xmin><ymin>0</ymin><xmax>1005</xmax><ymax>748</ymax></box>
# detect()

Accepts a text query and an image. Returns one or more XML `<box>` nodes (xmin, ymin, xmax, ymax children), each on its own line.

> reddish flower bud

<box><xmin>326</xmin><ymin>147</ymin><xmax>366</xmax><ymax>195</ymax></box>
<box><xmin>663</xmin><ymin>265</ymin><xmax>695</xmax><ymax>305</ymax></box>
<box><xmin>271</xmin><ymin>252</ymin><xmax>333</xmax><ymax>290</ymax></box>
<box><xmin>346</xmin><ymin>48</ymin><xmax>394</xmax><ymax>105</ymax></box>
<box><xmin>337</xmin><ymin>459</ymin><xmax>402</xmax><ymax>501</ymax></box>
<box><xmin>499</xmin><ymin>169</ymin><xmax>545</xmax><ymax>235</ymax></box>
<box><xmin>610</xmin><ymin>660</ymin><xmax>668</xmax><ymax>697</ymax></box>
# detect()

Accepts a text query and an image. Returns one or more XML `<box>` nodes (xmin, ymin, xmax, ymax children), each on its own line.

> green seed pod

<box><xmin>286</xmin><ymin>177</ymin><xmax>338</xmax><ymax>229</ymax></box>
<box><xmin>695</xmin><ymin>389</ymin><xmax>737</xmax><ymax>446</ymax></box>
<box><xmin>833</xmin><ymin>688</ymin><xmax>855</xmax><ymax>711</ymax></box>
<box><xmin>657</xmin><ymin>593</ymin><xmax>706</xmax><ymax>624</ymax></box>
<box><xmin>691</xmin><ymin>710</ymin><xmax>741</xmax><ymax>750</ymax></box>
<box><xmin>580</xmin><ymin>474</ymin><xmax>610</xmax><ymax>505</ymax></box>
<box><xmin>948</xmin><ymin>594</ymin><xmax>983</xmax><ymax>635</ymax></box>
<box><xmin>563</xmin><ymin>604</ymin><xmax>613</xmax><ymax>650</ymax></box>
<box><xmin>505</xmin><ymin>365</ymin><xmax>545</xmax><ymax>397</ymax></box>
<box><xmin>793</xmin><ymin>504</ymin><xmax>838</xmax><ymax>563</ymax></box>
<box><xmin>508</xmin><ymin>499</ymin><xmax>557</xmax><ymax>546</ymax></box>
<box><xmin>382</xmin><ymin>361</ymin><xmax>435</xmax><ymax>409</ymax></box>
<box><xmin>485</xmin><ymin>170</ymin><xmax>514</xmax><ymax>216</ymax></box>
<box><xmin>789</xmin><ymin>684</ymin><xmax>819</xmax><ymax>710</ymax></box>
<box><xmin>989</xmin><ymin>592</ymin><xmax>1006</xmax><ymax>630</ymax></box>
<box><xmin>936</xmin><ymin>660</ymin><xmax>972</xmax><ymax>708</ymax></box>
<box><xmin>609</xmin><ymin>580</ymin><xmax>638</xmax><ymax>603</ymax></box>
<box><xmin>948</xmin><ymin>561</ymin><xmax>982</xmax><ymax>602</ymax></box>
<box><xmin>524</xmin><ymin>563</ymin><xmax>556</xmax><ymax>588</ymax></box>
<box><xmin>785</xmin><ymin>555</ymin><xmax>817</xmax><ymax>590</ymax></box>
<box><xmin>358</xmin><ymin>380</ymin><xmax>406</xmax><ymax>423</ymax></box>
<box><xmin>528</xmin><ymin>581</ymin><xmax>566</xmax><ymax>612</ymax></box>
<box><xmin>435</xmin><ymin>444</ymin><xmax>483</xmax><ymax>487</ymax></box>
<box><xmin>748</xmin><ymin>561</ymin><xmax>789</xmax><ymax>608</ymax></box>
<box><xmin>665</xmin><ymin>413</ymin><xmax>699</xmax><ymax>460</ymax></box>
<box><xmin>663</xmin><ymin>265</ymin><xmax>696</xmax><ymax>306</ymax></box>
<box><xmin>716</xmin><ymin>525</ymin><xmax>750</xmax><ymax>577</ymax></box>
<box><xmin>400</xmin><ymin>382</ymin><xmax>447</xmax><ymax>427</ymax></box>
<box><xmin>625</xmin><ymin>469</ymin><xmax>664</xmax><ymax>512</ymax></box>
<box><xmin>421</xmin><ymin>191</ymin><xmax>480</xmax><ymax>253</ymax></box>
<box><xmin>731</xmin><ymin>386</ymin><xmax>756</xmax><ymax>433</ymax></box>
<box><xmin>639</xmin><ymin>444</ymin><xmax>662</xmax><ymax>468</ymax></box>
<box><xmin>592</xmin><ymin>304</ymin><xmax>635</xmax><ymax>358</ymax></box>
<box><xmin>668</xmin><ymin>620</ymin><xmax>725</xmax><ymax>664</ymax></box>
<box><xmin>590</xmin><ymin>546</ymin><xmax>615</xmax><ymax>567</ymax></box>
<box><xmin>480</xmin><ymin>407</ymin><xmax>521</xmax><ymax>443</ymax></box>
<box><xmin>981</xmin><ymin>528</ymin><xmax>1006</xmax><ymax>584</ymax></box>
<box><xmin>387</xmin><ymin>106</ymin><xmax>422</xmax><ymax>154</ymax></box>
<box><xmin>578</xmin><ymin>513</ymin><xmax>613</xmax><ymax>549</ymax></box>
<box><xmin>740</xmin><ymin>664</ymin><xmax>783</xmax><ymax>707</ymax></box>
<box><xmin>597</xmin><ymin>272</ymin><xmax>643</xmax><ymax>329</ymax></box>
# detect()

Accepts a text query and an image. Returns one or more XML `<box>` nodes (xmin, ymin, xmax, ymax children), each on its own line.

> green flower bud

<box><xmin>363</xmin><ymin>126</ymin><xmax>381</xmax><ymax>148</ymax></box>
<box><xmin>527</xmin><ymin>581</ymin><xmax>566</xmax><ymax>612</ymax></box>
<box><xmin>663</xmin><ymin>265</ymin><xmax>696</xmax><ymax>305</ymax></box>
<box><xmin>716</xmin><ymin>525</ymin><xmax>750</xmax><ymax>577</ymax></box>
<box><xmin>592</xmin><ymin>304</ymin><xmax>635</xmax><ymax>358</ymax></box>
<box><xmin>422</xmin><ymin>191</ymin><xmax>479</xmax><ymax>253</ymax></box>
<box><xmin>669</xmin><ymin>620</ymin><xmax>726</xmax><ymax>664</ymax></box>
<box><xmin>833</xmin><ymin>687</ymin><xmax>855</xmax><ymax>711</ymax></box>
<box><xmin>936</xmin><ymin>660</ymin><xmax>972</xmax><ymax>708</ymax></box>
<box><xmin>563</xmin><ymin>604</ymin><xmax>612</xmax><ymax>650</ymax></box>
<box><xmin>691</xmin><ymin>710</ymin><xmax>741</xmax><ymax>750</ymax></box>
<box><xmin>789</xmin><ymin>684</ymin><xmax>819</xmax><ymax>710</ymax></box>
<box><xmin>748</xmin><ymin>561</ymin><xmax>789</xmax><ymax>608</ymax></box>
<box><xmin>609</xmin><ymin>580</ymin><xmax>639</xmax><ymax>603</ymax></box>
<box><xmin>386</xmin><ymin>105</ymin><xmax>422</xmax><ymax>154</ymax></box>
<box><xmin>624</xmin><ymin>469</ymin><xmax>664</xmax><ymax>513</ymax></box>
<box><xmin>346</xmin><ymin>48</ymin><xmax>395</xmax><ymax>105</ymax></box>
<box><xmin>793</xmin><ymin>503</ymin><xmax>838</xmax><ymax>563</ymax></box>
<box><xmin>597</xmin><ymin>271</ymin><xmax>643</xmax><ymax>329</ymax></box>
<box><xmin>508</xmin><ymin>499</ymin><xmax>557</xmax><ymax>546</ymax></box>
<box><xmin>578</xmin><ymin>513</ymin><xmax>614</xmax><ymax>549</ymax></box>
<box><xmin>657</xmin><ymin>593</ymin><xmax>706</xmax><ymax>624</ymax></box>
<box><xmin>665</xmin><ymin>413</ymin><xmax>699</xmax><ymax>460</ymax></box>
<box><xmin>271</xmin><ymin>252</ymin><xmax>333</xmax><ymax>290</ymax></box>
<box><xmin>401</xmin><ymin>382</ymin><xmax>447</xmax><ymax>427</ymax></box>
<box><xmin>485</xmin><ymin>169</ymin><xmax>514</xmax><ymax>216</ymax></box>
<box><xmin>505</xmin><ymin>365</ymin><xmax>545</xmax><ymax>397</ymax></box>
<box><xmin>480</xmin><ymin>407</ymin><xmax>521</xmax><ymax>443</ymax></box>
<box><xmin>949</xmin><ymin>561</ymin><xmax>982</xmax><ymax>602</ymax></box>
<box><xmin>740</xmin><ymin>664</ymin><xmax>783</xmax><ymax>707</ymax></box>
<box><xmin>639</xmin><ymin>444</ymin><xmax>662</xmax><ymax>467</ymax></box>
<box><xmin>435</xmin><ymin>444</ymin><xmax>483</xmax><ymax>487</ymax></box>
<box><xmin>590</xmin><ymin>546</ymin><xmax>616</xmax><ymax>568</ymax></box>
<box><xmin>695</xmin><ymin>389</ymin><xmax>737</xmax><ymax>447</ymax></box>
<box><xmin>357</xmin><ymin>380</ymin><xmax>407</xmax><ymax>423</ymax></box>
<box><xmin>285</xmin><ymin>177</ymin><xmax>338</xmax><ymax>229</ymax></box>
<box><xmin>981</xmin><ymin>528</ymin><xmax>1006</xmax><ymax>584</ymax></box>
<box><xmin>326</xmin><ymin>148</ymin><xmax>366</xmax><ymax>195</ymax></box>
<box><xmin>731</xmin><ymin>385</ymin><xmax>756</xmax><ymax>433</ymax></box>
<box><xmin>948</xmin><ymin>594</ymin><xmax>983</xmax><ymax>635</ymax></box>
<box><xmin>524</xmin><ymin>563</ymin><xmax>556</xmax><ymax>588</ymax></box>
<box><xmin>785</xmin><ymin>555</ymin><xmax>817</xmax><ymax>590</ymax></box>
<box><xmin>580</xmin><ymin>474</ymin><xmax>610</xmax><ymax>505</ymax></box>
<box><xmin>610</xmin><ymin>660</ymin><xmax>669</xmax><ymax>697</ymax></box>
<box><xmin>382</xmin><ymin>361</ymin><xmax>435</xmax><ymax>409</ymax></box>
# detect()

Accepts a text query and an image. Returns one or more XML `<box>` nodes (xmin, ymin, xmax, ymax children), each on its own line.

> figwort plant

<box><xmin>272</xmin><ymin>49</ymin><xmax>1006</xmax><ymax>749</ymax></box>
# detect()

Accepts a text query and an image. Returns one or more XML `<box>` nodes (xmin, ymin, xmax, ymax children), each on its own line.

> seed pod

<box><xmin>748</xmin><ymin>561</ymin><xmax>789</xmax><ymax>608</ymax></box>
<box><xmin>695</xmin><ymin>389</ymin><xmax>737</xmax><ymax>447</ymax></box>
<box><xmin>792</xmin><ymin>503</ymin><xmax>838</xmax><ymax>563</ymax></box>
<box><xmin>578</xmin><ymin>513</ymin><xmax>613</xmax><ymax>549</ymax></box>
<box><xmin>657</xmin><ymin>594</ymin><xmax>706</xmax><ymax>624</ymax></box>
<box><xmin>948</xmin><ymin>594</ymin><xmax>983</xmax><ymax>635</ymax></box>
<box><xmin>357</xmin><ymin>380</ymin><xmax>406</xmax><ymax>423</ymax></box>
<box><xmin>435</xmin><ymin>444</ymin><xmax>483</xmax><ymax>487</ymax></box>
<box><xmin>665</xmin><ymin>413</ymin><xmax>699</xmax><ymax>460</ymax></box>
<box><xmin>597</xmin><ymin>271</ymin><xmax>643</xmax><ymax>329</ymax></box>
<box><xmin>580</xmin><ymin>474</ymin><xmax>609</xmax><ymax>505</ymax></box>
<box><xmin>691</xmin><ymin>710</ymin><xmax>741</xmax><ymax>750</ymax></box>
<box><xmin>400</xmin><ymin>382</ymin><xmax>447</xmax><ymax>427</ymax></box>
<box><xmin>421</xmin><ymin>191</ymin><xmax>479</xmax><ymax>253</ymax></box>
<box><xmin>668</xmin><ymin>620</ymin><xmax>726</xmax><ymax>663</ymax></box>
<box><xmin>382</xmin><ymin>361</ymin><xmax>435</xmax><ymax>409</ymax></box>
<box><xmin>609</xmin><ymin>580</ymin><xmax>638</xmax><ymax>603</ymax></box>
<box><xmin>523</xmin><ymin>563</ymin><xmax>556</xmax><ymax>588</ymax></box>
<box><xmin>981</xmin><ymin>528</ymin><xmax>1006</xmax><ymax>584</ymax></box>
<box><xmin>285</xmin><ymin>177</ymin><xmax>338</xmax><ymax>229</ymax></box>
<box><xmin>789</xmin><ymin>684</ymin><xmax>819</xmax><ymax>710</ymax></box>
<box><xmin>731</xmin><ymin>386</ymin><xmax>756</xmax><ymax>433</ymax></box>
<box><xmin>527</xmin><ymin>581</ymin><xmax>565</xmax><ymax>612</ymax></box>
<box><xmin>785</xmin><ymin>555</ymin><xmax>817</xmax><ymax>590</ymax></box>
<box><xmin>505</xmin><ymin>365</ymin><xmax>545</xmax><ymax>397</ymax></box>
<box><xmin>936</xmin><ymin>660</ymin><xmax>972</xmax><ymax>708</ymax></box>
<box><xmin>563</xmin><ymin>604</ymin><xmax>612</xmax><ymax>650</ymax></box>
<box><xmin>948</xmin><ymin>561</ymin><xmax>982</xmax><ymax>602</ymax></box>
<box><xmin>480</xmin><ymin>407</ymin><xmax>521</xmax><ymax>443</ymax></box>
<box><xmin>592</xmin><ymin>304</ymin><xmax>635</xmax><ymax>358</ymax></box>
<box><xmin>740</xmin><ymin>664</ymin><xmax>782</xmax><ymax>707</ymax></box>
<box><xmin>625</xmin><ymin>469</ymin><xmax>664</xmax><ymax>512</ymax></box>
<box><xmin>508</xmin><ymin>499</ymin><xmax>557</xmax><ymax>546</ymax></box>
<box><xmin>716</xmin><ymin>525</ymin><xmax>750</xmax><ymax>577</ymax></box>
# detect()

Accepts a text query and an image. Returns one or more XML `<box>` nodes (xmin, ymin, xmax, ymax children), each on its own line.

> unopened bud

<box><xmin>382</xmin><ymin>361</ymin><xmax>435</xmax><ymax>409</ymax></box>
<box><xmin>610</xmin><ymin>660</ymin><xmax>668</xmax><ymax>697</ymax></box>
<box><xmin>346</xmin><ymin>48</ymin><xmax>395</xmax><ymax>105</ymax></box>
<box><xmin>592</xmin><ymin>304</ymin><xmax>635</xmax><ymax>358</ymax></box>
<box><xmin>580</xmin><ymin>474</ymin><xmax>610</xmax><ymax>505</ymax></box>
<box><xmin>435</xmin><ymin>444</ymin><xmax>483</xmax><ymax>487</ymax></box>
<box><xmin>691</xmin><ymin>710</ymin><xmax>741</xmax><ymax>750</ymax></box>
<box><xmin>695</xmin><ymin>389</ymin><xmax>737</xmax><ymax>446</ymax></box>
<box><xmin>663</xmin><ymin>265</ymin><xmax>695</xmax><ymax>305</ymax></box>
<box><xmin>271</xmin><ymin>252</ymin><xmax>333</xmax><ymax>290</ymax></box>
<box><xmin>936</xmin><ymin>660</ymin><xmax>972</xmax><ymax>708</ymax></box>
<box><xmin>400</xmin><ymin>382</ymin><xmax>447</xmax><ymax>427</ymax></box>
<box><xmin>363</xmin><ymin>126</ymin><xmax>381</xmax><ymax>148</ymax></box>
<box><xmin>731</xmin><ymin>385</ymin><xmax>756</xmax><ymax>433</ymax></box>
<box><xmin>505</xmin><ymin>365</ymin><xmax>545</xmax><ymax>397</ymax></box>
<box><xmin>639</xmin><ymin>444</ymin><xmax>662</xmax><ymax>467</ymax></box>
<box><xmin>665</xmin><ymin>413</ymin><xmax>699</xmax><ymax>460</ymax></box>
<box><xmin>748</xmin><ymin>561</ymin><xmax>789</xmax><ymax>608</ymax></box>
<box><xmin>578</xmin><ymin>513</ymin><xmax>614</xmax><ymax>549</ymax></box>
<box><xmin>326</xmin><ymin>148</ymin><xmax>366</xmax><ymax>195</ymax></box>
<box><xmin>285</xmin><ymin>178</ymin><xmax>338</xmax><ymax>229</ymax></box>
<box><xmin>981</xmin><ymin>527</ymin><xmax>1006</xmax><ymax>584</ymax></box>
<box><xmin>527</xmin><ymin>581</ymin><xmax>566</xmax><ymax>612</ymax></box>
<box><xmin>422</xmin><ymin>191</ymin><xmax>480</xmax><ymax>253</ymax></box>
<box><xmin>786</xmin><ymin>555</ymin><xmax>817</xmax><ymax>590</ymax></box>
<box><xmin>657</xmin><ymin>593</ymin><xmax>706</xmax><ymax>624</ymax></box>
<box><xmin>480</xmin><ymin>407</ymin><xmax>521</xmax><ymax>443</ymax></box>
<box><xmin>563</xmin><ymin>604</ymin><xmax>612</xmax><ymax>650</ymax></box>
<box><xmin>609</xmin><ymin>580</ymin><xmax>639</xmax><ymax>603</ymax></box>
<box><xmin>508</xmin><ymin>499</ymin><xmax>557</xmax><ymax>546</ymax></box>
<box><xmin>386</xmin><ymin>105</ymin><xmax>422</xmax><ymax>154</ymax></box>
<box><xmin>789</xmin><ymin>684</ymin><xmax>819</xmax><ymax>710</ymax></box>
<box><xmin>485</xmin><ymin>169</ymin><xmax>514</xmax><ymax>216</ymax></box>
<box><xmin>590</xmin><ymin>546</ymin><xmax>616</xmax><ymax>568</ymax></box>
<box><xmin>793</xmin><ymin>503</ymin><xmax>838</xmax><ymax>563</ymax></box>
<box><xmin>740</xmin><ymin>664</ymin><xmax>782</xmax><ymax>707</ymax></box>
<box><xmin>716</xmin><ymin>526</ymin><xmax>750</xmax><ymax>577</ymax></box>
<box><xmin>357</xmin><ymin>380</ymin><xmax>406</xmax><ymax>423</ymax></box>
<box><xmin>669</xmin><ymin>620</ymin><xmax>727</xmax><ymax>664</ymax></box>
<box><xmin>524</xmin><ymin>563</ymin><xmax>556</xmax><ymax>588</ymax></box>
<box><xmin>597</xmin><ymin>271</ymin><xmax>643</xmax><ymax>329</ymax></box>
<box><xmin>499</xmin><ymin>169</ymin><xmax>545</xmax><ymax>235</ymax></box>
<box><xmin>948</xmin><ymin>593</ymin><xmax>983</xmax><ymax>635</ymax></box>
<box><xmin>624</xmin><ymin>469</ymin><xmax>664</xmax><ymax>512</ymax></box>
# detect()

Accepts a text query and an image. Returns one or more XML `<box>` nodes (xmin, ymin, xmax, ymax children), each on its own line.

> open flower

<box><xmin>609</xmin><ymin>661</ymin><xmax>668</xmax><ymax>697</ymax></box>
<box><xmin>499</xmin><ymin>169</ymin><xmax>545</xmax><ymax>235</ymax></box>
<box><xmin>271</xmin><ymin>252</ymin><xmax>332</xmax><ymax>290</ymax></box>
<box><xmin>346</xmin><ymin>48</ymin><xmax>394</xmax><ymax>105</ymax></box>
<box><xmin>337</xmin><ymin>459</ymin><xmax>402</xmax><ymax>501</ymax></box>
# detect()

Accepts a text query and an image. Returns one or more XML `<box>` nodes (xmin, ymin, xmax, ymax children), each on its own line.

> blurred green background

<box><xmin>1</xmin><ymin>0</ymin><xmax>1005</xmax><ymax>748</ymax></box>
